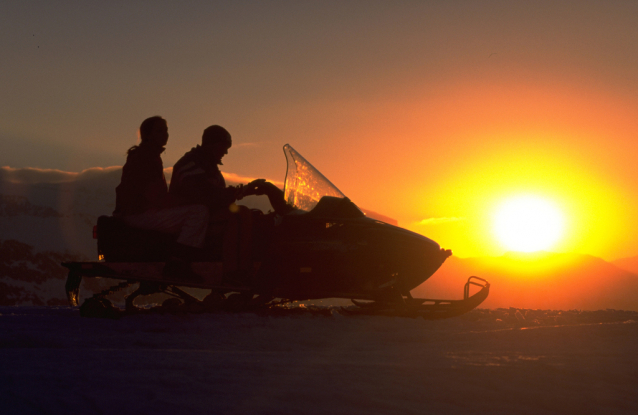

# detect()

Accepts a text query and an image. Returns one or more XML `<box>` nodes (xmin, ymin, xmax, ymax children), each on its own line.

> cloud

<box><xmin>162</xmin><ymin>167</ymin><xmax>281</xmax><ymax>187</ymax></box>
<box><xmin>1</xmin><ymin>166</ymin><xmax>391</xmax><ymax>222</ymax></box>
<box><xmin>0</xmin><ymin>166</ymin><xmax>282</xmax><ymax>188</ymax></box>
<box><xmin>221</xmin><ymin>172</ymin><xmax>284</xmax><ymax>188</ymax></box>
<box><xmin>414</xmin><ymin>217</ymin><xmax>465</xmax><ymax>226</ymax></box>
<box><xmin>0</xmin><ymin>166</ymin><xmax>121</xmax><ymax>184</ymax></box>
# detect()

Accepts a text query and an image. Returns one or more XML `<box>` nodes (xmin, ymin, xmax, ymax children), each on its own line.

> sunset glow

<box><xmin>493</xmin><ymin>196</ymin><xmax>564</xmax><ymax>253</ymax></box>
<box><xmin>3</xmin><ymin>2</ymin><xmax>638</xmax><ymax>263</ymax></box>
<box><xmin>3</xmin><ymin>5</ymin><xmax>638</xmax><ymax>414</ymax></box>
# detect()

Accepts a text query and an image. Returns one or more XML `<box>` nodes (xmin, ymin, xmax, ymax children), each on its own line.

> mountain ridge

<box><xmin>611</xmin><ymin>254</ymin><xmax>638</xmax><ymax>275</ymax></box>
<box><xmin>415</xmin><ymin>250</ymin><xmax>638</xmax><ymax>311</ymax></box>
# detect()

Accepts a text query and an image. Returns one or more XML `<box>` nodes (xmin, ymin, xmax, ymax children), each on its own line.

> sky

<box><xmin>2</xmin><ymin>1</ymin><xmax>638</xmax><ymax>260</ymax></box>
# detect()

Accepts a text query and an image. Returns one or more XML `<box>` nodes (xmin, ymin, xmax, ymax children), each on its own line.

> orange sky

<box><xmin>2</xmin><ymin>1</ymin><xmax>638</xmax><ymax>261</ymax></box>
<box><xmin>337</xmin><ymin>79</ymin><xmax>638</xmax><ymax>260</ymax></box>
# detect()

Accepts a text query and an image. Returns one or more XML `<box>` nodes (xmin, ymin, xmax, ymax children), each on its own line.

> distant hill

<box><xmin>414</xmin><ymin>251</ymin><xmax>638</xmax><ymax>311</ymax></box>
<box><xmin>612</xmin><ymin>255</ymin><xmax>638</xmax><ymax>275</ymax></box>
<box><xmin>0</xmin><ymin>239</ymin><xmax>85</xmax><ymax>306</ymax></box>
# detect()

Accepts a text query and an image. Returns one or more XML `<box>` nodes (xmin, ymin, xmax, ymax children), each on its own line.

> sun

<box><xmin>493</xmin><ymin>195</ymin><xmax>565</xmax><ymax>253</ymax></box>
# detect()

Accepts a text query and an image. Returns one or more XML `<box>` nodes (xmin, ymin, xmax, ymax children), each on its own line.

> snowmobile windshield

<box><xmin>283</xmin><ymin>144</ymin><xmax>346</xmax><ymax>212</ymax></box>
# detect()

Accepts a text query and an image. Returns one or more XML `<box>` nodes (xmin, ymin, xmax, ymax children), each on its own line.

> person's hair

<box><xmin>128</xmin><ymin>116</ymin><xmax>165</xmax><ymax>154</ymax></box>
<box><xmin>202</xmin><ymin>125</ymin><xmax>231</xmax><ymax>147</ymax></box>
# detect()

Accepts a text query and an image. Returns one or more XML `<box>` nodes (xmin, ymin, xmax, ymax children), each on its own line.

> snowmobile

<box><xmin>62</xmin><ymin>144</ymin><xmax>489</xmax><ymax>318</ymax></box>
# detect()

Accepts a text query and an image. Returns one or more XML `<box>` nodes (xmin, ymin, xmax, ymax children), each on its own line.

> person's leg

<box><xmin>122</xmin><ymin>205</ymin><xmax>209</xmax><ymax>248</ymax></box>
<box><xmin>123</xmin><ymin>206</ymin><xmax>210</xmax><ymax>281</ymax></box>
<box><xmin>173</xmin><ymin>205</ymin><xmax>209</xmax><ymax>248</ymax></box>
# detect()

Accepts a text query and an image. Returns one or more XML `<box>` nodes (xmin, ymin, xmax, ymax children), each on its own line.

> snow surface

<box><xmin>1</xmin><ymin>306</ymin><xmax>637</xmax><ymax>415</ymax></box>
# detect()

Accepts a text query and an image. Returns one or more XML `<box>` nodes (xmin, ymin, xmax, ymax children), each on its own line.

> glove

<box><xmin>237</xmin><ymin>179</ymin><xmax>266</xmax><ymax>199</ymax></box>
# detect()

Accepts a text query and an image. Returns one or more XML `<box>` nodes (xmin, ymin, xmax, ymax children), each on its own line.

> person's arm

<box><xmin>239</xmin><ymin>179</ymin><xmax>294</xmax><ymax>214</ymax></box>
<box><xmin>137</xmin><ymin>153</ymin><xmax>169</xmax><ymax>210</ymax></box>
<box><xmin>143</xmin><ymin>176</ymin><xmax>170</xmax><ymax>209</ymax></box>
<box><xmin>177</xmin><ymin>173</ymin><xmax>239</xmax><ymax>209</ymax></box>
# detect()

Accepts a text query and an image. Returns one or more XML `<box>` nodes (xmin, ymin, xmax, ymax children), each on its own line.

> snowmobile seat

<box><xmin>96</xmin><ymin>215</ymin><xmax>175</xmax><ymax>262</ymax></box>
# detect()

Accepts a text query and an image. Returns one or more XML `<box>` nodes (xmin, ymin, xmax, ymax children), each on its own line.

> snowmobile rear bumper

<box><xmin>64</xmin><ymin>269</ymin><xmax>82</xmax><ymax>307</ymax></box>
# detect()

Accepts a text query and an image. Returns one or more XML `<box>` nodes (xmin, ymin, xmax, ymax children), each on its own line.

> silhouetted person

<box><xmin>169</xmin><ymin>125</ymin><xmax>242</xmax><ymax>210</ymax></box>
<box><xmin>113</xmin><ymin>116</ymin><xmax>209</xmax><ymax>261</ymax></box>
<box><xmin>169</xmin><ymin>125</ymin><xmax>292</xmax><ymax>214</ymax></box>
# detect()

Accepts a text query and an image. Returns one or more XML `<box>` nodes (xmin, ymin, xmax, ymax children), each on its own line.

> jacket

<box><xmin>113</xmin><ymin>144</ymin><xmax>168</xmax><ymax>216</ymax></box>
<box><xmin>169</xmin><ymin>145</ymin><xmax>237</xmax><ymax>210</ymax></box>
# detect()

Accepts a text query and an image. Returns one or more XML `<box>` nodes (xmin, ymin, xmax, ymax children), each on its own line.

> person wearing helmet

<box><xmin>169</xmin><ymin>125</ymin><xmax>291</xmax><ymax>213</ymax></box>
<box><xmin>169</xmin><ymin>125</ymin><xmax>241</xmax><ymax>210</ymax></box>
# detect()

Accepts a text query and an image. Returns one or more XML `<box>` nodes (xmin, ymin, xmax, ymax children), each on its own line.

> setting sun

<box><xmin>493</xmin><ymin>196</ymin><xmax>565</xmax><ymax>253</ymax></box>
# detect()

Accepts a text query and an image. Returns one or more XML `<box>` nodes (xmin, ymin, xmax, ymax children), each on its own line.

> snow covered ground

<box><xmin>1</xmin><ymin>306</ymin><xmax>636</xmax><ymax>415</ymax></box>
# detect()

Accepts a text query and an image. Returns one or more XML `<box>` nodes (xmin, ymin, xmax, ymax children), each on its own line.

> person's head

<box><xmin>139</xmin><ymin>116</ymin><xmax>168</xmax><ymax>149</ymax></box>
<box><xmin>201</xmin><ymin>125</ymin><xmax>232</xmax><ymax>165</ymax></box>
